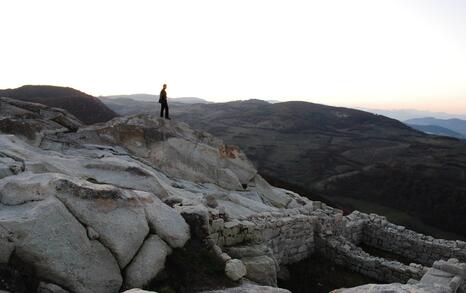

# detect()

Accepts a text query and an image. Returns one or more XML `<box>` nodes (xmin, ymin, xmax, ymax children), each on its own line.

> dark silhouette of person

<box><xmin>158</xmin><ymin>84</ymin><xmax>170</xmax><ymax>119</ymax></box>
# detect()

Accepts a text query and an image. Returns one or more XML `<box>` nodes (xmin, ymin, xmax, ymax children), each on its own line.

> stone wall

<box><xmin>208</xmin><ymin>209</ymin><xmax>317</xmax><ymax>265</ymax></box>
<box><xmin>316</xmin><ymin>235</ymin><xmax>427</xmax><ymax>283</ymax></box>
<box><xmin>341</xmin><ymin>211</ymin><xmax>366</xmax><ymax>244</ymax></box>
<box><xmin>343</xmin><ymin>211</ymin><xmax>466</xmax><ymax>266</ymax></box>
<box><xmin>200</xmin><ymin>203</ymin><xmax>466</xmax><ymax>288</ymax></box>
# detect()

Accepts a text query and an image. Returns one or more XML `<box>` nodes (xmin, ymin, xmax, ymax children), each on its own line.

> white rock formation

<box><xmin>0</xmin><ymin>100</ymin><xmax>310</xmax><ymax>292</ymax></box>
<box><xmin>0</xmin><ymin>196</ymin><xmax>122</xmax><ymax>293</ymax></box>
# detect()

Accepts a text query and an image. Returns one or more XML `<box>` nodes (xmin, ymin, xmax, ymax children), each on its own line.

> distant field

<box><xmin>321</xmin><ymin>195</ymin><xmax>466</xmax><ymax>241</ymax></box>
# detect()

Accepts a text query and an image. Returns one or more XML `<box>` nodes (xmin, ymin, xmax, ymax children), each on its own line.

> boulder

<box><xmin>144</xmin><ymin>194</ymin><xmax>190</xmax><ymax>248</ymax></box>
<box><xmin>0</xmin><ymin>172</ymin><xmax>153</xmax><ymax>269</ymax></box>
<box><xmin>225</xmin><ymin>259</ymin><xmax>247</xmax><ymax>281</ymax></box>
<box><xmin>0</xmin><ymin>197</ymin><xmax>122</xmax><ymax>293</ymax></box>
<box><xmin>0</xmin><ymin>97</ymin><xmax>81</xmax><ymax>145</ymax></box>
<box><xmin>53</xmin><ymin>177</ymin><xmax>151</xmax><ymax>268</ymax></box>
<box><xmin>241</xmin><ymin>256</ymin><xmax>278</xmax><ymax>287</ymax></box>
<box><xmin>124</xmin><ymin>235</ymin><xmax>172</xmax><ymax>289</ymax></box>
<box><xmin>250</xmin><ymin>175</ymin><xmax>290</xmax><ymax>208</ymax></box>
<box><xmin>217</xmin><ymin>168</ymin><xmax>243</xmax><ymax>190</ymax></box>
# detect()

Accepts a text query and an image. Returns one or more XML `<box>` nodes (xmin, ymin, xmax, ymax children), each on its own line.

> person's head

<box><xmin>163</xmin><ymin>84</ymin><xmax>167</xmax><ymax>89</ymax></box>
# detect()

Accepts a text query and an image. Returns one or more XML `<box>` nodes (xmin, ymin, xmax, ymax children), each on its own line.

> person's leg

<box><xmin>165</xmin><ymin>105</ymin><xmax>170</xmax><ymax>119</ymax></box>
<box><xmin>160</xmin><ymin>104</ymin><xmax>164</xmax><ymax>117</ymax></box>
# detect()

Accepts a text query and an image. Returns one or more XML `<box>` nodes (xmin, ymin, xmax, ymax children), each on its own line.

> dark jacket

<box><xmin>159</xmin><ymin>89</ymin><xmax>167</xmax><ymax>104</ymax></box>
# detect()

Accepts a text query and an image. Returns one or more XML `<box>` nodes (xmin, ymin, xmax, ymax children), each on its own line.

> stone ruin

<box><xmin>197</xmin><ymin>200</ymin><xmax>466</xmax><ymax>292</ymax></box>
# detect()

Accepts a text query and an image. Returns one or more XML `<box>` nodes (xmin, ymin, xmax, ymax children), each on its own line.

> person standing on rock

<box><xmin>158</xmin><ymin>84</ymin><xmax>170</xmax><ymax>120</ymax></box>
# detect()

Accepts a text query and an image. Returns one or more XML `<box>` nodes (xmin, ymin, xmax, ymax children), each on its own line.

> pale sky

<box><xmin>1</xmin><ymin>0</ymin><xmax>466</xmax><ymax>114</ymax></box>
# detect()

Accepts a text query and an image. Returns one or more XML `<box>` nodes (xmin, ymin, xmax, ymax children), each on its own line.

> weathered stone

<box><xmin>144</xmin><ymin>194</ymin><xmax>190</xmax><ymax>248</ymax></box>
<box><xmin>242</xmin><ymin>255</ymin><xmax>278</xmax><ymax>287</ymax></box>
<box><xmin>53</xmin><ymin>177</ymin><xmax>150</xmax><ymax>268</ymax></box>
<box><xmin>217</xmin><ymin>168</ymin><xmax>243</xmax><ymax>190</ymax></box>
<box><xmin>206</xmin><ymin>194</ymin><xmax>219</xmax><ymax>208</ymax></box>
<box><xmin>0</xmin><ymin>97</ymin><xmax>81</xmax><ymax>146</ymax></box>
<box><xmin>124</xmin><ymin>235</ymin><xmax>172</xmax><ymax>289</ymax></box>
<box><xmin>220</xmin><ymin>252</ymin><xmax>232</xmax><ymax>262</ymax></box>
<box><xmin>225</xmin><ymin>259</ymin><xmax>247</xmax><ymax>281</ymax></box>
<box><xmin>211</xmin><ymin>218</ymin><xmax>225</xmax><ymax>232</ymax></box>
<box><xmin>251</xmin><ymin>175</ymin><xmax>290</xmax><ymax>208</ymax></box>
<box><xmin>0</xmin><ymin>197</ymin><xmax>122</xmax><ymax>293</ymax></box>
<box><xmin>37</xmin><ymin>282</ymin><xmax>69</xmax><ymax>293</ymax></box>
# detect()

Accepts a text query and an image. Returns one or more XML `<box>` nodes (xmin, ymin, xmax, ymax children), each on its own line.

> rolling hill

<box><xmin>170</xmin><ymin>100</ymin><xmax>466</xmax><ymax>237</ymax></box>
<box><xmin>0</xmin><ymin>85</ymin><xmax>118</xmax><ymax>124</ymax></box>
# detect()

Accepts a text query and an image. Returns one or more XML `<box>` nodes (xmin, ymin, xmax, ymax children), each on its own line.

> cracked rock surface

<box><xmin>0</xmin><ymin>99</ymin><xmax>308</xmax><ymax>292</ymax></box>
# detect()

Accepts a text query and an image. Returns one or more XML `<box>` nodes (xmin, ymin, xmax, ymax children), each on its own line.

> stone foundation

<box><xmin>189</xmin><ymin>200</ymin><xmax>466</xmax><ymax>290</ymax></box>
<box><xmin>343</xmin><ymin>211</ymin><xmax>466</xmax><ymax>266</ymax></box>
<box><xmin>316</xmin><ymin>235</ymin><xmax>426</xmax><ymax>283</ymax></box>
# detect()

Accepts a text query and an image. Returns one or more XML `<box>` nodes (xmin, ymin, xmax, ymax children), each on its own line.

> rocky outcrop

<box><xmin>0</xmin><ymin>103</ymin><xmax>312</xmax><ymax>292</ymax></box>
<box><xmin>0</xmin><ymin>97</ymin><xmax>81</xmax><ymax>146</ymax></box>
<box><xmin>1</xmin><ymin>99</ymin><xmax>466</xmax><ymax>293</ymax></box>
<box><xmin>0</xmin><ymin>85</ymin><xmax>118</xmax><ymax>124</ymax></box>
<box><xmin>0</xmin><ymin>195</ymin><xmax>122</xmax><ymax>293</ymax></box>
<box><xmin>0</xmin><ymin>164</ymin><xmax>187</xmax><ymax>293</ymax></box>
<box><xmin>69</xmin><ymin>115</ymin><xmax>262</xmax><ymax>191</ymax></box>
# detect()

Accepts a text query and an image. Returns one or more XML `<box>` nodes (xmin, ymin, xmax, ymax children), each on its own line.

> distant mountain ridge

<box><xmin>102</xmin><ymin>94</ymin><xmax>211</xmax><ymax>104</ymax></box>
<box><xmin>0</xmin><ymin>85</ymin><xmax>118</xmax><ymax>124</ymax></box>
<box><xmin>406</xmin><ymin>124</ymin><xmax>465</xmax><ymax>139</ymax></box>
<box><xmin>361</xmin><ymin>108</ymin><xmax>466</xmax><ymax>121</ymax></box>
<box><xmin>405</xmin><ymin>117</ymin><xmax>466</xmax><ymax>137</ymax></box>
